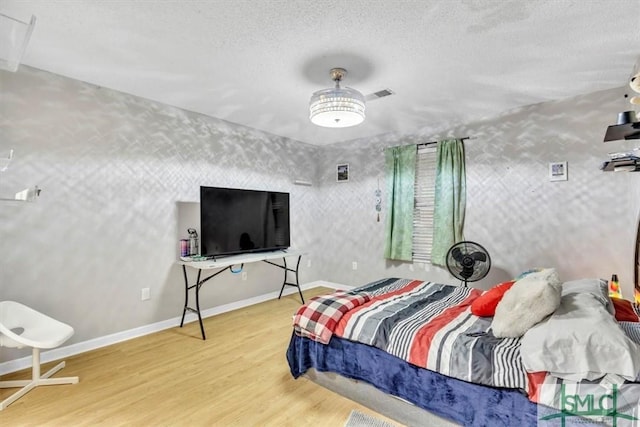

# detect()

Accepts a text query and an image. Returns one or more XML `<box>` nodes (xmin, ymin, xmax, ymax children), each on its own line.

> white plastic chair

<box><xmin>0</xmin><ymin>301</ymin><xmax>79</xmax><ymax>410</ymax></box>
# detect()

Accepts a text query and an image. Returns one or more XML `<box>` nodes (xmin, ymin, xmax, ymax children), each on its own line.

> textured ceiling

<box><xmin>2</xmin><ymin>0</ymin><xmax>640</xmax><ymax>146</ymax></box>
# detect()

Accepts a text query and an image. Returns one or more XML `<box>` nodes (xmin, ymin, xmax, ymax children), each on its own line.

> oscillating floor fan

<box><xmin>446</xmin><ymin>241</ymin><xmax>491</xmax><ymax>287</ymax></box>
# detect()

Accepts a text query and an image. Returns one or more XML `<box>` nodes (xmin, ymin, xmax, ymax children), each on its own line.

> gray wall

<box><xmin>317</xmin><ymin>87</ymin><xmax>638</xmax><ymax>297</ymax></box>
<box><xmin>0</xmin><ymin>66</ymin><xmax>321</xmax><ymax>361</ymax></box>
<box><xmin>1</xmin><ymin>65</ymin><xmax>639</xmax><ymax>365</ymax></box>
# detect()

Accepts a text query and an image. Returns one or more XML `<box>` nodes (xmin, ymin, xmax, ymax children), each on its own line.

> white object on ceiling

<box><xmin>1</xmin><ymin>0</ymin><xmax>639</xmax><ymax>146</ymax></box>
<box><xmin>0</xmin><ymin>12</ymin><xmax>35</xmax><ymax>72</ymax></box>
<box><xmin>309</xmin><ymin>68</ymin><xmax>366</xmax><ymax>128</ymax></box>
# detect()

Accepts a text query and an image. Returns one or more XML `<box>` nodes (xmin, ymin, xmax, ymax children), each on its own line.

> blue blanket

<box><xmin>287</xmin><ymin>333</ymin><xmax>539</xmax><ymax>427</ymax></box>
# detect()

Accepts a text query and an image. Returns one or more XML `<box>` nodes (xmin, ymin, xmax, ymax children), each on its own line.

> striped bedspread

<box><xmin>294</xmin><ymin>278</ymin><xmax>533</xmax><ymax>395</ymax></box>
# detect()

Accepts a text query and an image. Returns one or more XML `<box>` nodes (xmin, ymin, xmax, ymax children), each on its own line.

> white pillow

<box><xmin>562</xmin><ymin>277</ymin><xmax>614</xmax><ymax>314</ymax></box>
<box><xmin>521</xmin><ymin>289</ymin><xmax>640</xmax><ymax>381</ymax></box>
<box><xmin>491</xmin><ymin>268</ymin><xmax>562</xmax><ymax>338</ymax></box>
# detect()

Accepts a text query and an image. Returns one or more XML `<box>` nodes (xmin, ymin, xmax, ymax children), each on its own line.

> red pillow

<box><xmin>471</xmin><ymin>280</ymin><xmax>516</xmax><ymax>317</ymax></box>
<box><xmin>612</xmin><ymin>297</ymin><xmax>640</xmax><ymax>322</ymax></box>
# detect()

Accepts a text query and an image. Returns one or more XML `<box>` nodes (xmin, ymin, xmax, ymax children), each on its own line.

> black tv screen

<box><xmin>200</xmin><ymin>186</ymin><xmax>290</xmax><ymax>258</ymax></box>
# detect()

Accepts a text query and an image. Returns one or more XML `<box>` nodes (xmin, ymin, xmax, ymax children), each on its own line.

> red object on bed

<box><xmin>612</xmin><ymin>297</ymin><xmax>640</xmax><ymax>322</ymax></box>
<box><xmin>470</xmin><ymin>280</ymin><xmax>516</xmax><ymax>317</ymax></box>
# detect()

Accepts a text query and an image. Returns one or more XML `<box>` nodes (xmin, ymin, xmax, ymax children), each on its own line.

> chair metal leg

<box><xmin>0</xmin><ymin>348</ymin><xmax>78</xmax><ymax>410</ymax></box>
<box><xmin>0</xmin><ymin>381</ymin><xmax>37</xmax><ymax>410</ymax></box>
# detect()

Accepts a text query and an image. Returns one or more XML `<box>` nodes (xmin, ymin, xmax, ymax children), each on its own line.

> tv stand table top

<box><xmin>177</xmin><ymin>249</ymin><xmax>305</xmax><ymax>270</ymax></box>
<box><xmin>177</xmin><ymin>249</ymin><xmax>306</xmax><ymax>339</ymax></box>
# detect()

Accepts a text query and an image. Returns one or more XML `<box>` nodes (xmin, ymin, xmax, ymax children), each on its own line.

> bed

<box><xmin>286</xmin><ymin>276</ymin><xmax>640</xmax><ymax>426</ymax></box>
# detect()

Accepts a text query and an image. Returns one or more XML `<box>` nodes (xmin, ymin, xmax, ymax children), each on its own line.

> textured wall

<box><xmin>0</xmin><ymin>66</ymin><xmax>321</xmax><ymax>361</ymax></box>
<box><xmin>317</xmin><ymin>86</ymin><xmax>638</xmax><ymax>297</ymax></box>
<box><xmin>1</xmin><ymin>65</ymin><xmax>638</xmax><ymax>365</ymax></box>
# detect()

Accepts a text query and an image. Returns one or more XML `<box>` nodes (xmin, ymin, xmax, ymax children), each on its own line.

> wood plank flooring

<box><xmin>0</xmin><ymin>287</ymin><xmax>400</xmax><ymax>426</ymax></box>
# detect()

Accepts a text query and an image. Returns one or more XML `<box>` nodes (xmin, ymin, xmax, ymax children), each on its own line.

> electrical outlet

<box><xmin>241</xmin><ymin>271</ymin><xmax>248</xmax><ymax>281</ymax></box>
<box><xmin>141</xmin><ymin>288</ymin><xmax>150</xmax><ymax>301</ymax></box>
<box><xmin>352</xmin><ymin>261</ymin><xmax>358</xmax><ymax>270</ymax></box>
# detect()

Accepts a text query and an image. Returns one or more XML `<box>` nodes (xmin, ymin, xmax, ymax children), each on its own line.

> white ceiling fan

<box><xmin>309</xmin><ymin>67</ymin><xmax>394</xmax><ymax>128</ymax></box>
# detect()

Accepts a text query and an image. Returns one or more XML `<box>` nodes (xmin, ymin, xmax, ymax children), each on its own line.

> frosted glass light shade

<box><xmin>309</xmin><ymin>87</ymin><xmax>366</xmax><ymax>128</ymax></box>
<box><xmin>0</xmin><ymin>13</ymin><xmax>36</xmax><ymax>72</ymax></box>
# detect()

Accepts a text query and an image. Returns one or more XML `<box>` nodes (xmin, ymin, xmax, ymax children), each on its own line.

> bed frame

<box><xmin>304</xmin><ymin>369</ymin><xmax>459</xmax><ymax>427</ymax></box>
<box><xmin>289</xmin><ymin>330</ymin><xmax>538</xmax><ymax>426</ymax></box>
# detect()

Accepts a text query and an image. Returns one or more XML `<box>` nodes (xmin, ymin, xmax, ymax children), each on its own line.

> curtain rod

<box><xmin>417</xmin><ymin>136</ymin><xmax>474</xmax><ymax>147</ymax></box>
<box><xmin>383</xmin><ymin>136</ymin><xmax>476</xmax><ymax>152</ymax></box>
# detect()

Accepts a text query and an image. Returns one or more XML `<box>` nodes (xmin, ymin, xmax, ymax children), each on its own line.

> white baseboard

<box><xmin>0</xmin><ymin>280</ymin><xmax>348</xmax><ymax>376</ymax></box>
<box><xmin>312</xmin><ymin>280</ymin><xmax>351</xmax><ymax>290</ymax></box>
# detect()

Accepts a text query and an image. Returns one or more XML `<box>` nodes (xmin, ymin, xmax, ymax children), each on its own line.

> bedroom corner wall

<box><xmin>0</xmin><ymin>66</ymin><xmax>321</xmax><ymax>362</ymax></box>
<box><xmin>2</xmin><ymin>64</ymin><xmax>638</xmax><ymax>365</ymax></box>
<box><xmin>316</xmin><ymin>86</ymin><xmax>639</xmax><ymax>298</ymax></box>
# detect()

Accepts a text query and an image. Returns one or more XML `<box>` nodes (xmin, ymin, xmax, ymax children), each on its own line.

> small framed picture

<box><xmin>337</xmin><ymin>163</ymin><xmax>349</xmax><ymax>182</ymax></box>
<box><xmin>549</xmin><ymin>161</ymin><xmax>568</xmax><ymax>181</ymax></box>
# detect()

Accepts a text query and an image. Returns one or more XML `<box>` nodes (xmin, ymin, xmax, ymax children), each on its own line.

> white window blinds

<box><xmin>413</xmin><ymin>144</ymin><xmax>437</xmax><ymax>262</ymax></box>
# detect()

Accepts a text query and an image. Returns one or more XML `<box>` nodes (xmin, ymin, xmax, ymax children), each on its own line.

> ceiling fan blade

<box><xmin>365</xmin><ymin>88</ymin><xmax>394</xmax><ymax>102</ymax></box>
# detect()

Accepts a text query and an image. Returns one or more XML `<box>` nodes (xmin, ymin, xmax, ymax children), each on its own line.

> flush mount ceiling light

<box><xmin>309</xmin><ymin>68</ymin><xmax>366</xmax><ymax>128</ymax></box>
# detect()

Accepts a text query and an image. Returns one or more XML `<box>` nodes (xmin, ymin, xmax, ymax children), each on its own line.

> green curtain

<box><xmin>431</xmin><ymin>139</ymin><xmax>466</xmax><ymax>266</ymax></box>
<box><xmin>384</xmin><ymin>145</ymin><xmax>416</xmax><ymax>261</ymax></box>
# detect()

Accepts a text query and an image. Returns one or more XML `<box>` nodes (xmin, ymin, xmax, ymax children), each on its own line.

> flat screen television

<box><xmin>200</xmin><ymin>186</ymin><xmax>290</xmax><ymax>258</ymax></box>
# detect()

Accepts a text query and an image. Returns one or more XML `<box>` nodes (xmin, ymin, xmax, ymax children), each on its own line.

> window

<box><xmin>412</xmin><ymin>144</ymin><xmax>437</xmax><ymax>262</ymax></box>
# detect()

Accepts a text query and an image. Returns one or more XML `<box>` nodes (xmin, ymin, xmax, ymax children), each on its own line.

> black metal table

<box><xmin>178</xmin><ymin>250</ymin><xmax>305</xmax><ymax>340</ymax></box>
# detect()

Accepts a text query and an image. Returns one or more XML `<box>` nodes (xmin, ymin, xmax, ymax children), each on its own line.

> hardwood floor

<box><xmin>0</xmin><ymin>287</ymin><xmax>400</xmax><ymax>426</ymax></box>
